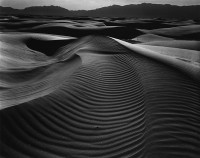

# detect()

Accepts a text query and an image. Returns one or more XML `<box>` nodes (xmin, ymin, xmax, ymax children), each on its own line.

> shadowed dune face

<box><xmin>26</xmin><ymin>38</ymin><xmax>76</xmax><ymax>56</ymax></box>
<box><xmin>0</xmin><ymin>16</ymin><xmax>200</xmax><ymax>158</ymax></box>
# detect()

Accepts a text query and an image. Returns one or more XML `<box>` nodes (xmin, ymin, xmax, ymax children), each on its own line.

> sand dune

<box><xmin>21</xmin><ymin>23</ymin><xmax>142</xmax><ymax>39</ymax></box>
<box><xmin>0</xmin><ymin>17</ymin><xmax>200</xmax><ymax>158</ymax></box>
<box><xmin>132</xmin><ymin>33</ymin><xmax>200</xmax><ymax>51</ymax></box>
<box><xmin>133</xmin><ymin>34</ymin><xmax>173</xmax><ymax>43</ymax></box>
<box><xmin>140</xmin><ymin>40</ymin><xmax>200</xmax><ymax>51</ymax></box>
<box><xmin>139</xmin><ymin>25</ymin><xmax>200</xmax><ymax>40</ymax></box>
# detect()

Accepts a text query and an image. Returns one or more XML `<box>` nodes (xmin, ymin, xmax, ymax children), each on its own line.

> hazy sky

<box><xmin>0</xmin><ymin>0</ymin><xmax>200</xmax><ymax>10</ymax></box>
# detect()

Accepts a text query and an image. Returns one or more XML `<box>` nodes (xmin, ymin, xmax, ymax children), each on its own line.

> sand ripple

<box><xmin>0</xmin><ymin>33</ymin><xmax>200</xmax><ymax>158</ymax></box>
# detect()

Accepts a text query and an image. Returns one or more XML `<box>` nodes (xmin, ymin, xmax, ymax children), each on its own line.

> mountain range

<box><xmin>0</xmin><ymin>3</ymin><xmax>200</xmax><ymax>19</ymax></box>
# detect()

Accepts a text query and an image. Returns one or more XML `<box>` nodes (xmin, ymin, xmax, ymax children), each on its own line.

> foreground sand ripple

<box><xmin>0</xmin><ymin>35</ymin><xmax>200</xmax><ymax>158</ymax></box>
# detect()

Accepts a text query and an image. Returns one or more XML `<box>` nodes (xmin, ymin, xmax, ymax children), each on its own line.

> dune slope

<box><xmin>0</xmin><ymin>32</ymin><xmax>200</xmax><ymax>158</ymax></box>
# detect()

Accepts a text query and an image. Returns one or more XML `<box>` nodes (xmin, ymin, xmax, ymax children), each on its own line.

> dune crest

<box><xmin>0</xmin><ymin>17</ymin><xmax>200</xmax><ymax>158</ymax></box>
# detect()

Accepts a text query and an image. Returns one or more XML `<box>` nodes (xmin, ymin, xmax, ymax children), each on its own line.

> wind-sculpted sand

<box><xmin>0</xmin><ymin>16</ymin><xmax>200</xmax><ymax>158</ymax></box>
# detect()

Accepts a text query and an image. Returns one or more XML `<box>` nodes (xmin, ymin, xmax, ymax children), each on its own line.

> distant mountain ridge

<box><xmin>0</xmin><ymin>3</ymin><xmax>200</xmax><ymax>19</ymax></box>
<box><xmin>24</xmin><ymin>6</ymin><xmax>69</xmax><ymax>15</ymax></box>
<box><xmin>0</xmin><ymin>5</ymin><xmax>70</xmax><ymax>16</ymax></box>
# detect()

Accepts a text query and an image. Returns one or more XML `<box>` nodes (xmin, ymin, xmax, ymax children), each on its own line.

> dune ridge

<box><xmin>0</xmin><ymin>17</ymin><xmax>200</xmax><ymax>158</ymax></box>
<box><xmin>1</xmin><ymin>34</ymin><xmax>200</xmax><ymax>158</ymax></box>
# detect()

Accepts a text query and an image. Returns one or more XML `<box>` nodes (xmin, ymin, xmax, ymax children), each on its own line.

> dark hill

<box><xmin>0</xmin><ymin>3</ymin><xmax>200</xmax><ymax>19</ymax></box>
<box><xmin>23</xmin><ymin>6</ymin><xmax>70</xmax><ymax>16</ymax></box>
<box><xmin>0</xmin><ymin>6</ymin><xmax>19</xmax><ymax>14</ymax></box>
<box><xmin>73</xmin><ymin>3</ymin><xmax>200</xmax><ymax>19</ymax></box>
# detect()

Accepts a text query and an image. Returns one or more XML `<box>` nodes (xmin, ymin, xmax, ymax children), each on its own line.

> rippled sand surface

<box><xmin>0</xmin><ymin>16</ymin><xmax>200</xmax><ymax>158</ymax></box>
